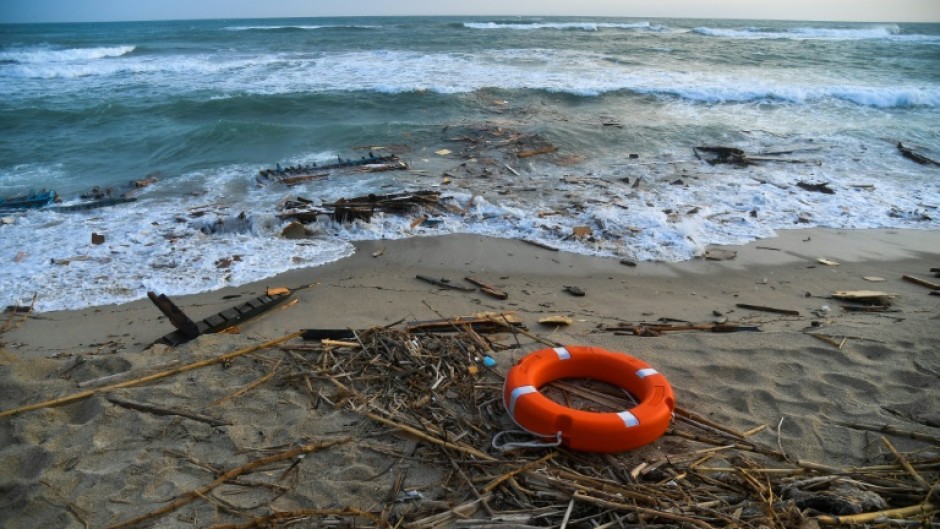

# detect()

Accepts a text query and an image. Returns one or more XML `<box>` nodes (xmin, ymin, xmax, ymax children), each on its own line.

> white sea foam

<box><xmin>2</xmin><ymin>46</ymin><xmax>935</xmax><ymax>109</ymax></box>
<box><xmin>464</xmin><ymin>21</ymin><xmax>655</xmax><ymax>31</ymax></box>
<box><xmin>692</xmin><ymin>24</ymin><xmax>934</xmax><ymax>41</ymax></box>
<box><xmin>223</xmin><ymin>25</ymin><xmax>378</xmax><ymax>31</ymax></box>
<box><xmin>2</xmin><ymin>137</ymin><xmax>938</xmax><ymax>312</ymax></box>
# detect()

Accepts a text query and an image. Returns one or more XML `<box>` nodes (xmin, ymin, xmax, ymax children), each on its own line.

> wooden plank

<box><xmin>150</xmin><ymin>291</ymin><xmax>292</xmax><ymax>348</ymax></box>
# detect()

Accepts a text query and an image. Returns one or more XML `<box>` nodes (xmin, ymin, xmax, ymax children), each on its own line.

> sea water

<box><xmin>1</xmin><ymin>17</ymin><xmax>938</xmax><ymax>311</ymax></box>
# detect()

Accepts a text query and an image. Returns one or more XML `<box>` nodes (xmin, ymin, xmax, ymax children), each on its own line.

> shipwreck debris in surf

<box><xmin>897</xmin><ymin>142</ymin><xmax>940</xmax><ymax>167</ymax></box>
<box><xmin>256</xmin><ymin>153</ymin><xmax>408</xmax><ymax>186</ymax></box>
<box><xmin>278</xmin><ymin>190</ymin><xmax>441</xmax><ymax>224</ymax></box>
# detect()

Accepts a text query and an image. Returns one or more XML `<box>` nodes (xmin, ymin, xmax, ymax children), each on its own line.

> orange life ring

<box><xmin>503</xmin><ymin>345</ymin><xmax>675</xmax><ymax>452</ymax></box>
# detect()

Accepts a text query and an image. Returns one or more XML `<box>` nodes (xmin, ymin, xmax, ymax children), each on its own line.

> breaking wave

<box><xmin>464</xmin><ymin>21</ymin><xmax>656</xmax><ymax>31</ymax></box>
<box><xmin>0</xmin><ymin>45</ymin><xmax>135</xmax><ymax>64</ymax></box>
<box><xmin>692</xmin><ymin>24</ymin><xmax>917</xmax><ymax>41</ymax></box>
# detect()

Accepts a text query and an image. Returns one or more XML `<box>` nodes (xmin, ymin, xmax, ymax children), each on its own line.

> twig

<box><xmin>816</xmin><ymin>501</ymin><xmax>937</xmax><ymax>525</ymax></box>
<box><xmin>881</xmin><ymin>436</ymin><xmax>931</xmax><ymax>490</ymax></box>
<box><xmin>106</xmin><ymin>396</ymin><xmax>231</xmax><ymax>427</ymax></box>
<box><xmin>834</xmin><ymin>421</ymin><xmax>940</xmax><ymax>444</ymax></box>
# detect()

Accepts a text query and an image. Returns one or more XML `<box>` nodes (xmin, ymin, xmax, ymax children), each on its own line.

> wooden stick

<box><xmin>572</xmin><ymin>491</ymin><xmax>716</xmax><ymax>529</ymax></box>
<box><xmin>902</xmin><ymin>274</ymin><xmax>940</xmax><ymax>290</ymax></box>
<box><xmin>735</xmin><ymin>303</ymin><xmax>800</xmax><ymax>316</ymax></box>
<box><xmin>106</xmin><ymin>396</ymin><xmax>230</xmax><ymax>427</ymax></box>
<box><xmin>482</xmin><ymin>453</ymin><xmax>556</xmax><ymax>492</ymax></box>
<box><xmin>209</xmin><ymin>363</ymin><xmax>280</xmax><ymax>407</ymax></box>
<box><xmin>834</xmin><ymin>421</ymin><xmax>940</xmax><ymax>444</ymax></box>
<box><xmin>465</xmin><ymin>276</ymin><xmax>509</xmax><ymax>300</ymax></box>
<box><xmin>105</xmin><ymin>436</ymin><xmax>350</xmax><ymax>529</ymax></box>
<box><xmin>675</xmin><ymin>406</ymin><xmax>748</xmax><ymax>439</ymax></box>
<box><xmin>77</xmin><ymin>360</ymin><xmax>181</xmax><ymax>388</ymax></box>
<box><xmin>362</xmin><ymin>410</ymin><xmax>496</xmax><ymax>462</ymax></box>
<box><xmin>881</xmin><ymin>436</ymin><xmax>931</xmax><ymax>490</ymax></box>
<box><xmin>204</xmin><ymin>508</ymin><xmax>380</xmax><ymax>529</ymax></box>
<box><xmin>0</xmin><ymin>331</ymin><xmax>302</xmax><ymax>419</ymax></box>
<box><xmin>816</xmin><ymin>501</ymin><xmax>936</xmax><ymax>525</ymax></box>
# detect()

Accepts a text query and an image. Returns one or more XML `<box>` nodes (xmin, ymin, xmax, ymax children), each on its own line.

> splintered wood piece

<box><xmin>902</xmin><ymin>274</ymin><xmax>940</xmax><ymax>290</ymax></box>
<box><xmin>831</xmin><ymin>290</ymin><xmax>897</xmax><ymax>300</ymax></box>
<box><xmin>147</xmin><ymin>291</ymin><xmax>199</xmax><ymax>338</ymax></box>
<box><xmin>266</xmin><ymin>286</ymin><xmax>290</xmax><ymax>296</ymax></box>
<box><xmin>464</xmin><ymin>276</ymin><xmax>508</xmax><ymax>300</ymax></box>
<box><xmin>817</xmin><ymin>257</ymin><xmax>840</xmax><ymax>266</ymax></box>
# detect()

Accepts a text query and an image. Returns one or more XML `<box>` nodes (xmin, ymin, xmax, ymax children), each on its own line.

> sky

<box><xmin>1</xmin><ymin>0</ymin><xmax>939</xmax><ymax>24</ymax></box>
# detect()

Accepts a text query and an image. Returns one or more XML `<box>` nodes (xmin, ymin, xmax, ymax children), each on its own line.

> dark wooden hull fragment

<box><xmin>149</xmin><ymin>291</ymin><xmax>292</xmax><ymax>347</ymax></box>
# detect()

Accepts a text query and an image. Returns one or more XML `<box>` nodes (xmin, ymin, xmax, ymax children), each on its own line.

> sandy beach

<box><xmin>1</xmin><ymin>228</ymin><xmax>938</xmax><ymax>528</ymax></box>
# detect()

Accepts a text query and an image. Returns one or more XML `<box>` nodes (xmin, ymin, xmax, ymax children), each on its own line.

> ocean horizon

<box><xmin>1</xmin><ymin>16</ymin><xmax>938</xmax><ymax>311</ymax></box>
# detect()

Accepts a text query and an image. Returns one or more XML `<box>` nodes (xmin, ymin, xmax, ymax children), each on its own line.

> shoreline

<box><xmin>1</xmin><ymin>227</ymin><xmax>938</xmax><ymax>527</ymax></box>
<box><xmin>5</xmin><ymin>227</ymin><xmax>940</xmax><ymax>355</ymax></box>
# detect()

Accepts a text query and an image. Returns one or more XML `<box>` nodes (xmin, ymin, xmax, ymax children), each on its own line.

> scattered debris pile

<box><xmin>1</xmin><ymin>316</ymin><xmax>937</xmax><ymax>528</ymax></box>
<box><xmin>257</xmin><ymin>154</ymin><xmax>408</xmax><ymax>186</ymax></box>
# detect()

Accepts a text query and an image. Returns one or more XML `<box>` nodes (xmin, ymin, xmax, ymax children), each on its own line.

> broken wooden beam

<box><xmin>147</xmin><ymin>291</ymin><xmax>200</xmax><ymax>338</ymax></box>
<box><xmin>300</xmin><ymin>329</ymin><xmax>358</xmax><ymax>341</ymax></box>
<box><xmin>149</xmin><ymin>290</ymin><xmax>292</xmax><ymax>347</ymax></box>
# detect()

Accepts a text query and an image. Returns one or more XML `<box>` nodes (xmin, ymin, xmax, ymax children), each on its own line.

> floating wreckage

<box><xmin>278</xmin><ymin>190</ymin><xmax>442</xmax><ymax>224</ymax></box>
<box><xmin>0</xmin><ymin>189</ymin><xmax>58</xmax><ymax>212</ymax></box>
<box><xmin>257</xmin><ymin>153</ymin><xmax>408</xmax><ymax>186</ymax></box>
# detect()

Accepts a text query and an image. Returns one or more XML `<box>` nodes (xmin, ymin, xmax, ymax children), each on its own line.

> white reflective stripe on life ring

<box><xmin>509</xmin><ymin>385</ymin><xmax>538</xmax><ymax>416</ymax></box>
<box><xmin>636</xmin><ymin>368</ymin><xmax>658</xmax><ymax>378</ymax></box>
<box><xmin>617</xmin><ymin>410</ymin><xmax>640</xmax><ymax>428</ymax></box>
<box><xmin>553</xmin><ymin>347</ymin><xmax>571</xmax><ymax>360</ymax></box>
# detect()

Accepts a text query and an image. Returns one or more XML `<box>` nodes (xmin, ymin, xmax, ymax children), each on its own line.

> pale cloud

<box><xmin>2</xmin><ymin>0</ymin><xmax>938</xmax><ymax>23</ymax></box>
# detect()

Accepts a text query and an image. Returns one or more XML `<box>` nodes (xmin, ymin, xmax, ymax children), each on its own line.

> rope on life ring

<box><xmin>502</xmin><ymin>345</ymin><xmax>675</xmax><ymax>453</ymax></box>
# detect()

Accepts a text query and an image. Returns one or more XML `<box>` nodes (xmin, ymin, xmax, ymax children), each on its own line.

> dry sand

<box><xmin>1</xmin><ymin>228</ymin><xmax>938</xmax><ymax>528</ymax></box>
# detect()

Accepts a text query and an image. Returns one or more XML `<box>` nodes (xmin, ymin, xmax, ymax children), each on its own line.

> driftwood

<box><xmin>796</xmin><ymin>181</ymin><xmax>835</xmax><ymax>194</ymax></box>
<box><xmin>416</xmin><ymin>274</ymin><xmax>475</xmax><ymax>292</ymax></box>
<box><xmin>465</xmin><ymin>276</ymin><xmax>509</xmax><ymax>300</ymax></box>
<box><xmin>606</xmin><ymin>322</ymin><xmax>761</xmax><ymax>336</ymax></box>
<box><xmin>735</xmin><ymin>303</ymin><xmax>800</xmax><ymax>316</ymax></box>
<box><xmin>902</xmin><ymin>274</ymin><xmax>940</xmax><ymax>290</ymax></box>
<box><xmin>404</xmin><ymin>312</ymin><xmax>523</xmax><ymax>334</ymax></box>
<box><xmin>106</xmin><ymin>396</ymin><xmax>231</xmax><ymax>427</ymax></box>
<box><xmin>897</xmin><ymin>142</ymin><xmax>940</xmax><ymax>166</ymax></box>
